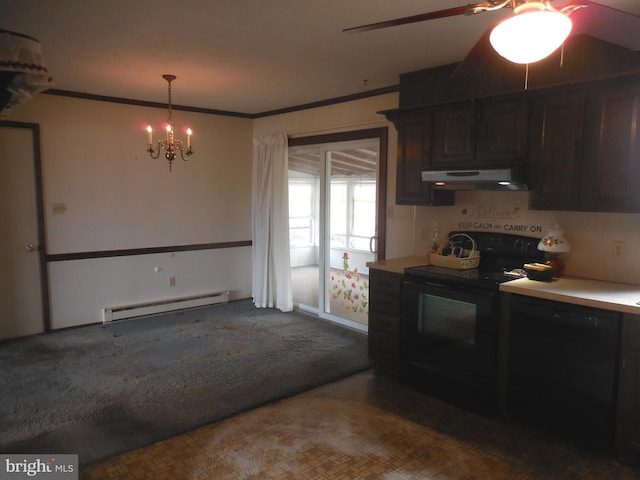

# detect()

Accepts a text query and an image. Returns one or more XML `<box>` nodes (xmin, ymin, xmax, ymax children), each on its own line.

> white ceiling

<box><xmin>4</xmin><ymin>0</ymin><xmax>640</xmax><ymax>115</ymax></box>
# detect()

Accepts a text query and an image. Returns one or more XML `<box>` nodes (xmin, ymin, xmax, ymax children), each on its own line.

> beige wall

<box><xmin>10</xmin><ymin>95</ymin><xmax>253</xmax><ymax>328</ymax></box>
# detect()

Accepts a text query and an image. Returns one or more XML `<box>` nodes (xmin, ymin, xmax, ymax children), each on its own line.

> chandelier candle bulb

<box><xmin>187</xmin><ymin>128</ymin><xmax>192</xmax><ymax>149</ymax></box>
<box><xmin>147</xmin><ymin>125</ymin><xmax>153</xmax><ymax>144</ymax></box>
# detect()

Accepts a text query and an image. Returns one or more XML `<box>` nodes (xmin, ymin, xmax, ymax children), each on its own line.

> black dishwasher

<box><xmin>507</xmin><ymin>294</ymin><xmax>621</xmax><ymax>451</ymax></box>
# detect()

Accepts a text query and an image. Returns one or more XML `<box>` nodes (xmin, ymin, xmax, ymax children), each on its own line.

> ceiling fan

<box><xmin>344</xmin><ymin>1</ymin><xmax>640</xmax><ymax>70</ymax></box>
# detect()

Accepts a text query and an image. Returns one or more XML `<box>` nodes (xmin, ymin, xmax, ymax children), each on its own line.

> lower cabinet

<box><xmin>617</xmin><ymin>314</ymin><xmax>640</xmax><ymax>464</ymax></box>
<box><xmin>368</xmin><ymin>269</ymin><xmax>402</xmax><ymax>374</ymax></box>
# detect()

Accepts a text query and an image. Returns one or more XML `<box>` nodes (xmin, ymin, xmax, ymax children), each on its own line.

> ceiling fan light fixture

<box><xmin>489</xmin><ymin>2</ymin><xmax>573</xmax><ymax>64</ymax></box>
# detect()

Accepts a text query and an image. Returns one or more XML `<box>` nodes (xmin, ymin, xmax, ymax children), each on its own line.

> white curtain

<box><xmin>251</xmin><ymin>133</ymin><xmax>293</xmax><ymax>312</ymax></box>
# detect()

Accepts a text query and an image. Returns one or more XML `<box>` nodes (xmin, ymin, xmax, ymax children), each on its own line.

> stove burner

<box><xmin>404</xmin><ymin>264</ymin><xmax>514</xmax><ymax>289</ymax></box>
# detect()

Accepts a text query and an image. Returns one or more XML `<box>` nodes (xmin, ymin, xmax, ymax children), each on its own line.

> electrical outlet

<box><xmin>51</xmin><ymin>203</ymin><xmax>67</xmax><ymax>214</ymax></box>
<box><xmin>169</xmin><ymin>276</ymin><xmax>176</xmax><ymax>286</ymax></box>
<box><xmin>612</xmin><ymin>241</ymin><xmax>626</xmax><ymax>259</ymax></box>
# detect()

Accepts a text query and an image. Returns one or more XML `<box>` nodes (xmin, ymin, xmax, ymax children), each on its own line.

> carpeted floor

<box><xmin>0</xmin><ymin>300</ymin><xmax>371</xmax><ymax>466</ymax></box>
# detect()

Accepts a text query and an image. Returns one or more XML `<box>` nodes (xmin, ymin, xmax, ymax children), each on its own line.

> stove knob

<box><xmin>524</xmin><ymin>240</ymin><xmax>537</xmax><ymax>253</ymax></box>
<box><xmin>513</xmin><ymin>239</ymin><xmax>524</xmax><ymax>252</ymax></box>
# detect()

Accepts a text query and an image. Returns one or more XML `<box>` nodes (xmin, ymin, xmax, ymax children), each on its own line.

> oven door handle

<box><xmin>404</xmin><ymin>278</ymin><xmax>496</xmax><ymax>298</ymax></box>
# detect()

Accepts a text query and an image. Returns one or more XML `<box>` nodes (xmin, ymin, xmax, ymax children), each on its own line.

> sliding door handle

<box><xmin>369</xmin><ymin>236</ymin><xmax>378</xmax><ymax>254</ymax></box>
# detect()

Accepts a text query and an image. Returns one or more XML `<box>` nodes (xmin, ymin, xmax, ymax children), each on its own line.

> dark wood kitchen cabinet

<box><xmin>476</xmin><ymin>98</ymin><xmax>529</xmax><ymax>165</ymax></box>
<box><xmin>395</xmin><ymin>112</ymin><xmax>433</xmax><ymax>204</ymax></box>
<box><xmin>368</xmin><ymin>269</ymin><xmax>403</xmax><ymax>374</ymax></box>
<box><xmin>431</xmin><ymin>104</ymin><xmax>475</xmax><ymax>167</ymax></box>
<box><xmin>617</xmin><ymin>314</ymin><xmax>640</xmax><ymax>464</ymax></box>
<box><xmin>529</xmin><ymin>92</ymin><xmax>585</xmax><ymax>210</ymax></box>
<box><xmin>387</xmin><ymin>97</ymin><xmax>528</xmax><ymax>206</ymax></box>
<box><xmin>531</xmin><ymin>80</ymin><xmax>640</xmax><ymax>213</ymax></box>
<box><xmin>580</xmin><ymin>82</ymin><xmax>640</xmax><ymax>212</ymax></box>
<box><xmin>432</xmin><ymin>98</ymin><xmax>529</xmax><ymax>169</ymax></box>
<box><xmin>391</xmin><ymin>111</ymin><xmax>454</xmax><ymax>206</ymax></box>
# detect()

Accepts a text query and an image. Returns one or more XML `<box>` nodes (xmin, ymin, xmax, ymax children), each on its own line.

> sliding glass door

<box><xmin>325</xmin><ymin>148</ymin><xmax>377</xmax><ymax>325</ymax></box>
<box><xmin>288</xmin><ymin>137</ymin><xmax>381</xmax><ymax>330</ymax></box>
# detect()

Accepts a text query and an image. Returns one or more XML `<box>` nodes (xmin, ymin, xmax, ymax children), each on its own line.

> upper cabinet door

<box><xmin>476</xmin><ymin>98</ymin><xmax>529</xmax><ymax>165</ymax></box>
<box><xmin>529</xmin><ymin>92</ymin><xmax>585</xmax><ymax>211</ymax></box>
<box><xmin>395</xmin><ymin>112</ymin><xmax>433</xmax><ymax>205</ymax></box>
<box><xmin>390</xmin><ymin>111</ymin><xmax>454</xmax><ymax>206</ymax></box>
<box><xmin>581</xmin><ymin>83</ymin><xmax>640</xmax><ymax>213</ymax></box>
<box><xmin>431</xmin><ymin>105</ymin><xmax>475</xmax><ymax>168</ymax></box>
<box><xmin>431</xmin><ymin>99</ymin><xmax>528</xmax><ymax>169</ymax></box>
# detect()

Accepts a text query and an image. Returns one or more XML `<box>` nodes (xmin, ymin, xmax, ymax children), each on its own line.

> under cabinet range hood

<box><xmin>421</xmin><ymin>168</ymin><xmax>528</xmax><ymax>191</ymax></box>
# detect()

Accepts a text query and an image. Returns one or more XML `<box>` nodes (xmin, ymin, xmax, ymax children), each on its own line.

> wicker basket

<box><xmin>429</xmin><ymin>233</ymin><xmax>480</xmax><ymax>270</ymax></box>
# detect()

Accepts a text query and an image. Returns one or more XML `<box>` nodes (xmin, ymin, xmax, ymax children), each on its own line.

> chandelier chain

<box><xmin>167</xmin><ymin>79</ymin><xmax>173</xmax><ymax>123</ymax></box>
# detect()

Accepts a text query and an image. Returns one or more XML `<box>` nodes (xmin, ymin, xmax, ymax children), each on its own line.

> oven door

<box><xmin>401</xmin><ymin>279</ymin><xmax>499</xmax><ymax>401</ymax></box>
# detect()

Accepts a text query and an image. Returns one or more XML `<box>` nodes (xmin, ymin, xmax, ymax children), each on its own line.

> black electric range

<box><xmin>404</xmin><ymin>230</ymin><xmax>545</xmax><ymax>290</ymax></box>
<box><xmin>400</xmin><ymin>231</ymin><xmax>546</xmax><ymax>415</ymax></box>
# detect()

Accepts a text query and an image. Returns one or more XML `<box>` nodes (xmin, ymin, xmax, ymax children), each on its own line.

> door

<box><xmin>325</xmin><ymin>144</ymin><xmax>378</xmax><ymax>326</ymax></box>
<box><xmin>0</xmin><ymin>123</ymin><xmax>46</xmax><ymax>339</ymax></box>
<box><xmin>288</xmin><ymin>132</ymin><xmax>385</xmax><ymax>331</ymax></box>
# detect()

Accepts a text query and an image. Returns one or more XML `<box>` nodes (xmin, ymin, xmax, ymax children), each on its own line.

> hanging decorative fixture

<box><xmin>0</xmin><ymin>29</ymin><xmax>54</xmax><ymax>118</ymax></box>
<box><xmin>489</xmin><ymin>2</ymin><xmax>584</xmax><ymax>64</ymax></box>
<box><xmin>146</xmin><ymin>74</ymin><xmax>193</xmax><ymax>172</ymax></box>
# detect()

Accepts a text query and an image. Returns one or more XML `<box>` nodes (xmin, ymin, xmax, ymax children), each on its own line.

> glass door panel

<box><xmin>288</xmin><ymin>151</ymin><xmax>320</xmax><ymax>311</ymax></box>
<box><xmin>288</xmin><ymin>140</ymin><xmax>379</xmax><ymax>330</ymax></box>
<box><xmin>324</xmin><ymin>145</ymin><xmax>377</xmax><ymax>327</ymax></box>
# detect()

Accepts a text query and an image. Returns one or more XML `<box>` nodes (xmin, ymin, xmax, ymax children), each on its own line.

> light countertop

<box><xmin>366</xmin><ymin>256</ymin><xmax>429</xmax><ymax>275</ymax></box>
<box><xmin>500</xmin><ymin>276</ymin><xmax>640</xmax><ymax>315</ymax></box>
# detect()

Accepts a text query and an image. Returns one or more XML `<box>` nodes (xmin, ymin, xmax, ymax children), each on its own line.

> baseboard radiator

<box><xmin>102</xmin><ymin>290</ymin><xmax>229</xmax><ymax>323</ymax></box>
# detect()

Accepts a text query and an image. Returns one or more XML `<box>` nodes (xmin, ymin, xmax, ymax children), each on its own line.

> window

<box><xmin>330</xmin><ymin>179</ymin><xmax>376</xmax><ymax>251</ymax></box>
<box><xmin>350</xmin><ymin>181</ymin><xmax>376</xmax><ymax>250</ymax></box>
<box><xmin>329</xmin><ymin>182</ymin><xmax>347</xmax><ymax>248</ymax></box>
<box><xmin>288</xmin><ymin>179</ymin><xmax>315</xmax><ymax>246</ymax></box>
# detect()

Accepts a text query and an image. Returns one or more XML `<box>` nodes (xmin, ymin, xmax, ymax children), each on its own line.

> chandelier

<box><xmin>489</xmin><ymin>1</ymin><xmax>586</xmax><ymax>64</ymax></box>
<box><xmin>146</xmin><ymin>74</ymin><xmax>193</xmax><ymax>172</ymax></box>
